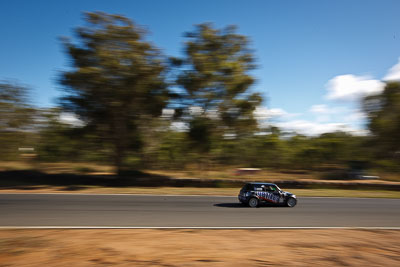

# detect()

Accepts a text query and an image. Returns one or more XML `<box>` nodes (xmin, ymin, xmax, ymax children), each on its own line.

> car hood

<box><xmin>282</xmin><ymin>191</ymin><xmax>296</xmax><ymax>198</ymax></box>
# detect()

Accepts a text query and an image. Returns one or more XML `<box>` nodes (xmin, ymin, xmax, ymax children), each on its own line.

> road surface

<box><xmin>0</xmin><ymin>194</ymin><xmax>399</xmax><ymax>227</ymax></box>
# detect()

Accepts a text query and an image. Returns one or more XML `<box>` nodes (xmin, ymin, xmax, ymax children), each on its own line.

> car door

<box><xmin>263</xmin><ymin>185</ymin><xmax>280</xmax><ymax>203</ymax></box>
<box><xmin>268</xmin><ymin>185</ymin><xmax>285</xmax><ymax>203</ymax></box>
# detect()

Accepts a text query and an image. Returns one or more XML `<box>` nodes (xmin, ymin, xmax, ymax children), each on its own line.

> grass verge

<box><xmin>1</xmin><ymin>186</ymin><xmax>400</xmax><ymax>198</ymax></box>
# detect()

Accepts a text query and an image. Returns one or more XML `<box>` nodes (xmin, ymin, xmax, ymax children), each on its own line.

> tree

<box><xmin>364</xmin><ymin>82</ymin><xmax>400</xmax><ymax>169</ymax></box>
<box><xmin>0</xmin><ymin>81</ymin><xmax>36</xmax><ymax>160</ymax></box>
<box><xmin>175</xmin><ymin>23</ymin><xmax>262</xmax><ymax>162</ymax></box>
<box><xmin>60</xmin><ymin>12</ymin><xmax>169</xmax><ymax>175</ymax></box>
<box><xmin>36</xmin><ymin>108</ymin><xmax>106</xmax><ymax>162</ymax></box>
<box><xmin>0</xmin><ymin>81</ymin><xmax>35</xmax><ymax>131</ymax></box>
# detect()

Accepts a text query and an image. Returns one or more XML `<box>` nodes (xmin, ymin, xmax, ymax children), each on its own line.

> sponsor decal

<box><xmin>256</xmin><ymin>191</ymin><xmax>280</xmax><ymax>203</ymax></box>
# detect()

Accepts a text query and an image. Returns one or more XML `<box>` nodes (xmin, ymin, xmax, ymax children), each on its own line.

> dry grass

<box><xmin>0</xmin><ymin>229</ymin><xmax>399</xmax><ymax>266</ymax></box>
<box><xmin>2</xmin><ymin>161</ymin><xmax>399</xmax><ymax>181</ymax></box>
<box><xmin>1</xmin><ymin>186</ymin><xmax>400</xmax><ymax>198</ymax></box>
<box><xmin>379</xmin><ymin>172</ymin><xmax>400</xmax><ymax>182</ymax></box>
<box><xmin>1</xmin><ymin>161</ymin><xmax>399</xmax><ymax>199</ymax></box>
<box><xmin>0</xmin><ymin>161</ymin><xmax>318</xmax><ymax>179</ymax></box>
<box><xmin>0</xmin><ymin>161</ymin><xmax>114</xmax><ymax>175</ymax></box>
<box><xmin>147</xmin><ymin>168</ymin><xmax>316</xmax><ymax>181</ymax></box>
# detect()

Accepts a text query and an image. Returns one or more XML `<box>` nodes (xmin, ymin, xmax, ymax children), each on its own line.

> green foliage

<box><xmin>156</xmin><ymin>131</ymin><xmax>190</xmax><ymax>169</ymax></box>
<box><xmin>36</xmin><ymin>108</ymin><xmax>110</xmax><ymax>162</ymax></box>
<box><xmin>188</xmin><ymin>117</ymin><xmax>212</xmax><ymax>153</ymax></box>
<box><xmin>0</xmin><ymin>82</ymin><xmax>35</xmax><ymax>132</ymax></box>
<box><xmin>0</xmin><ymin>81</ymin><xmax>37</xmax><ymax>160</ymax></box>
<box><xmin>364</xmin><ymin>82</ymin><xmax>400</xmax><ymax>162</ymax></box>
<box><xmin>175</xmin><ymin>23</ymin><xmax>262</xmax><ymax>161</ymax></box>
<box><xmin>59</xmin><ymin>12</ymin><xmax>169</xmax><ymax>174</ymax></box>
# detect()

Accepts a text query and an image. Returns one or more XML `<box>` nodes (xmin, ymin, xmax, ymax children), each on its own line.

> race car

<box><xmin>238</xmin><ymin>182</ymin><xmax>297</xmax><ymax>207</ymax></box>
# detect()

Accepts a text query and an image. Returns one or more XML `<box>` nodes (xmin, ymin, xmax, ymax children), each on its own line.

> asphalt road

<box><xmin>0</xmin><ymin>194</ymin><xmax>399</xmax><ymax>227</ymax></box>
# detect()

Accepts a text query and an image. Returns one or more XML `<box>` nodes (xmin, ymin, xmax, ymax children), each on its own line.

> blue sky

<box><xmin>1</xmin><ymin>0</ymin><xmax>400</xmax><ymax>135</ymax></box>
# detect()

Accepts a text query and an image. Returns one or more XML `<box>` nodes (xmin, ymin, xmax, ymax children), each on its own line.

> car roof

<box><xmin>247</xmin><ymin>182</ymin><xmax>276</xmax><ymax>186</ymax></box>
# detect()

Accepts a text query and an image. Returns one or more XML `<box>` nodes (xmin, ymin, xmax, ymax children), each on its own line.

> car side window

<box><xmin>262</xmin><ymin>186</ymin><xmax>268</xmax><ymax>192</ymax></box>
<box><xmin>262</xmin><ymin>185</ymin><xmax>272</xmax><ymax>192</ymax></box>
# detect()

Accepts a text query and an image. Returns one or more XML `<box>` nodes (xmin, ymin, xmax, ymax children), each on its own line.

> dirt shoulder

<box><xmin>0</xmin><ymin>229</ymin><xmax>399</xmax><ymax>266</ymax></box>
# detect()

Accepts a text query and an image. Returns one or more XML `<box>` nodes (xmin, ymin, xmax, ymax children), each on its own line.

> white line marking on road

<box><xmin>1</xmin><ymin>193</ymin><xmax>399</xmax><ymax>200</ymax></box>
<box><xmin>0</xmin><ymin>226</ymin><xmax>399</xmax><ymax>230</ymax></box>
<box><xmin>0</xmin><ymin>192</ymin><xmax>234</xmax><ymax>197</ymax></box>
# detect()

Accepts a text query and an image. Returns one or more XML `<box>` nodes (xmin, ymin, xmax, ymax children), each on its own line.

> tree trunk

<box><xmin>113</xmin><ymin>112</ymin><xmax>127</xmax><ymax>176</ymax></box>
<box><xmin>114</xmin><ymin>143</ymin><xmax>124</xmax><ymax>176</ymax></box>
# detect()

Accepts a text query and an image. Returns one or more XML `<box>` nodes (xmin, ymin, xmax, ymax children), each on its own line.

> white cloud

<box><xmin>309</xmin><ymin>104</ymin><xmax>349</xmax><ymax>123</ymax></box>
<box><xmin>309</xmin><ymin>104</ymin><xmax>346</xmax><ymax>114</ymax></box>
<box><xmin>276</xmin><ymin>120</ymin><xmax>365</xmax><ymax>136</ymax></box>
<box><xmin>161</xmin><ymin>108</ymin><xmax>175</xmax><ymax>118</ymax></box>
<box><xmin>189</xmin><ymin>106</ymin><xmax>204</xmax><ymax>116</ymax></box>
<box><xmin>310</xmin><ymin>104</ymin><xmax>329</xmax><ymax>114</ymax></box>
<box><xmin>315</xmin><ymin>115</ymin><xmax>330</xmax><ymax>123</ymax></box>
<box><xmin>254</xmin><ymin>107</ymin><xmax>286</xmax><ymax>120</ymax></box>
<box><xmin>254</xmin><ymin>106</ymin><xmax>366</xmax><ymax>135</ymax></box>
<box><xmin>170</xmin><ymin>121</ymin><xmax>189</xmax><ymax>132</ymax></box>
<box><xmin>206</xmin><ymin>109</ymin><xmax>219</xmax><ymax>120</ymax></box>
<box><xmin>343</xmin><ymin>110</ymin><xmax>366</xmax><ymax>123</ymax></box>
<box><xmin>254</xmin><ymin>107</ymin><xmax>301</xmax><ymax>129</ymax></box>
<box><xmin>254</xmin><ymin>107</ymin><xmax>300</xmax><ymax>120</ymax></box>
<box><xmin>325</xmin><ymin>74</ymin><xmax>385</xmax><ymax>101</ymax></box>
<box><xmin>383</xmin><ymin>57</ymin><xmax>400</xmax><ymax>81</ymax></box>
<box><xmin>262</xmin><ymin>57</ymin><xmax>400</xmax><ymax>135</ymax></box>
<box><xmin>59</xmin><ymin>113</ymin><xmax>84</xmax><ymax>127</ymax></box>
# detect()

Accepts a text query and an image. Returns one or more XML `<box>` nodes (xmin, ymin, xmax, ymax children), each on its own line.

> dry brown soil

<box><xmin>0</xmin><ymin>229</ymin><xmax>399</xmax><ymax>266</ymax></box>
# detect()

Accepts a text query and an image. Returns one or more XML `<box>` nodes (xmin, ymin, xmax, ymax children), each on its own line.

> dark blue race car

<box><xmin>238</xmin><ymin>182</ymin><xmax>297</xmax><ymax>207</ymax></box>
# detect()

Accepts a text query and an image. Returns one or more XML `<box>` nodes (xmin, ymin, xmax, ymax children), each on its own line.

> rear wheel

<box><xmin>248</xmin><ymin>197</ymin><xmax>259</xmax><ymax>208</ymax></box>
<box><xmin>286</xmin><ymin>197</ymin><xmax>297</xmax><ymax>207</ymax></box>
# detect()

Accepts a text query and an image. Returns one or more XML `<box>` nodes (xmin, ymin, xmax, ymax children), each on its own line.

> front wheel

<box><xmin>286</xmin><ymin>197</ymin><xmax>297</xmax><ymax>207</ymax></box>
<box><xmin>248</xmin><ymin>197</ymin><xmax>259</xmax><ymax>208</ymax></box>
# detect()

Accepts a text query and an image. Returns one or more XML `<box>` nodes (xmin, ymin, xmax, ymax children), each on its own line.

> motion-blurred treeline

<box><xmin>1</xmin><ymin>12</ymin><xmax>399</xmax><ymax>175</ymax></box>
